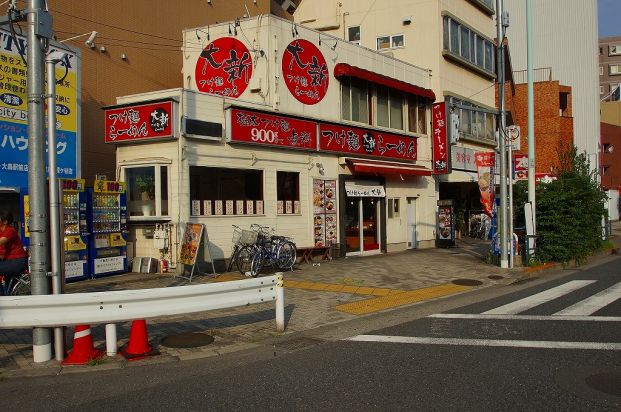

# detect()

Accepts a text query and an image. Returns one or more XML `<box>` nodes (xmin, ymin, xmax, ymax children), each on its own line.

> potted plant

<box><xmin>135</xmin><ymin>175</ymin><xmax>155</xmax><ymax>201</ymax></box>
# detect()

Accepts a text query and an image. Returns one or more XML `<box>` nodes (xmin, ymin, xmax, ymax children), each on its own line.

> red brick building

<box><xmin>600</xmin><ymin>122</ymin><xmax>621</xmax><ymax>190</ymax></box>
<box><xmin>502</xmin><ymin>68</ymin><xmax>574</xmax><ymax>175</ymax></box>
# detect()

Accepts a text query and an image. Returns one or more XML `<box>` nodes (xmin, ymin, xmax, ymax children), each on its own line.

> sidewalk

<box><xmin>1</xmin><ymin>226</ymin><xmax>618</xmax><ymax>377</ymax></box>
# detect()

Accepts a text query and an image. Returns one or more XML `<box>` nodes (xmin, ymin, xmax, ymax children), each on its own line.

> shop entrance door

<box><xmin>406</xmin><ymin>198</ymin><xmax>417</xmax><ymax>249</ymax></box>
<box><xmin>345</xmin><ymin>197</ymin><xmax>381</xmax><ymax>256</ymax></box>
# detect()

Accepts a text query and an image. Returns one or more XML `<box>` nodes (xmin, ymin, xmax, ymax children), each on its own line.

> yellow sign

<box><xmin>94</xmin><ymin>179</ymin><xmax>126</xmax><ymax>193</ymax></box>
<box><xmin>109</xmin><ymin>232</ymin><xmax>126</xmax><ymax>247</ymax></box>
<box><xmin>65</xmin><ymin>235</ymin><xmax>86</xmax><ymax>251</ymax></box>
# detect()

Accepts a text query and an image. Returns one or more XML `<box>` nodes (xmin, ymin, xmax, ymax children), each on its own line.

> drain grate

<box><xmin>488</xmin><ymin>275</ymin><xmax>504</xmax><ymax>280</ymax></box>
<box><xmin>275</xmin><ymin>337</ymin><xmax>323</xmax><ymax>351</ymax></box>
<box><xmin>585</xmin><ymin>372</ymin><xmax>621</xmax><ymax>396</ymax></box>
<box><xmin>452</xmin><ymin>279</ymin><xmax>483</xmax><ymax>286</ymax></box>
<box><xmin>161</xmin><ymin>332</ymin><xmax>215</xmax><ymax>348</ymax></box>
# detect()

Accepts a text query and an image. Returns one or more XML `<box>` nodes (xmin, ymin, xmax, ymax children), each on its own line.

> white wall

<box><xmin>504</xmin><ymin>0</ymin><xmax>600</xmax><ymax>160</ymax></box>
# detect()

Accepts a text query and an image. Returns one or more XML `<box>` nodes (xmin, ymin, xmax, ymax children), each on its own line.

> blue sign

<box><xmin>0</xmin><ymin>120</ymin><xmax>77</xmax><ymax>188</ymax></box>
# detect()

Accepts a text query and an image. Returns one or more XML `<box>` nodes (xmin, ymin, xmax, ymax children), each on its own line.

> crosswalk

<box><xmin>346</xmin><ymin>279</ymin><xmax>621</xmax><ymax>350</ymax></box>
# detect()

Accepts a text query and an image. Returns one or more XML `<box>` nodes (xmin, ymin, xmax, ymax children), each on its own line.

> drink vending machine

<box><xmin>61</xmin><ymin>179</ymin><xmax>90</xmax><ymax>281</ymax></box>
<box><xmin>88</xmin><ymin>179</ymin><xmax>128</xmax><ymax>277</ymax></box>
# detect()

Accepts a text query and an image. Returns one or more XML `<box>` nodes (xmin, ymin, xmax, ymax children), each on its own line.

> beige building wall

<box><xmin>294</xmin><ymin>0</ymin><xmax>496</xmax><ymax>107</ymax></box>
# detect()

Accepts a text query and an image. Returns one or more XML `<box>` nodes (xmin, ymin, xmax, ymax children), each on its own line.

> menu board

<box><xmin>438</xmin><ymin>206</ymin><xmax>453</xmax><ymax>240</ymax></box>
<box><xmin>312</xmin><ymin>179</ymin><xmax>337</xmax><ymax>246</ymax></box>
<box><xmin>179</xmin><ymin>223</ymin><xmax>204</xmax><ymax>265</ymax></box>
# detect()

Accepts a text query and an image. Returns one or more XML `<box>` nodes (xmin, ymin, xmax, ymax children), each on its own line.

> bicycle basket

<box><xmin>232</xmin><ymin>227</ymin><xmax>242</xmax><ymax>244</ymax></box>
<box><xmin>240</xmin><ymin>229</ymin><xmax>258</xmax><ymax>245</ymax></box>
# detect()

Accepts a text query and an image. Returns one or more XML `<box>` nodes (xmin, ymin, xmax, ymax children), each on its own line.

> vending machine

<box><xmin>88</xmin><ymin>179</ymin><xmax>128</xmax><ymax>277</ymax></box>
<box><xmin>61</xmin><ymin>178</ymin><xmax>90</xmax><ymax>281</ymax></box>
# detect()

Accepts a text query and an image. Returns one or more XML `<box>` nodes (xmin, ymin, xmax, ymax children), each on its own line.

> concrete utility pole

<box><xmin>27</xmin><ymin>0</ymin><xmax>53</xmax><ymax>362</ymax></box>
<box><xmin>526</xmin><ymin>0</ymin><xmax>536</xmax><ymax>245</ymax></box>
<box><xmin>496</xmin><ymin>0</ymin><xmax>508</xmax><ymax>269</ymax></box>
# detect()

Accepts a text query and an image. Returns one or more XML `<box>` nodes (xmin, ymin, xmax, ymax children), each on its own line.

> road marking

<box><xmin>346</xmin><ymin>335</ymin><xmax>621</xmax><ymax>350</ymax></box>
<box><xmin>554</xmin><ymin>281</ymin><xmax>621</xmax><ymax>316</ymax></box>
<box><xmin>428</xmin><ymin>313</ymin><xmax>621</xmax><ymax>322</ymax></box>
<box><xmin>482</xmin><ymin>280</ymin><xmax>596</xmax><ymax>315</ymax></box>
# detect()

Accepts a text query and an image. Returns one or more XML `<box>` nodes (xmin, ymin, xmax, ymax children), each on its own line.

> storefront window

<box><xmin>189</xmin><ymin>166</ymin><xmax>263</xmax><ymax>215</ymax></box>
<box><xmin>277</xmin><ymin>171</ymin><xmax>300</xmax><ymax>214</ymax></box>
<box><xmin>125</xmin><ymin>165</ymin><xmax>170</xmax><ymax>218</ymax></box>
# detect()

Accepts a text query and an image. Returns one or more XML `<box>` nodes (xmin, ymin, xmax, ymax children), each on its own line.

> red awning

<box><xmin>334</xmin><ymin>63</ymin><xmax>436</xmax><ymax>101</ymax></box>
<box><xmin>346</xmin><ymin>158</ymin><xmax>432</xmax><ymax>176</ymax></box>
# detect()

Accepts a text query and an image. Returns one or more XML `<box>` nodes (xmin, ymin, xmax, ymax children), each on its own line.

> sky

<box><xmin>599</xmin><ymin>0</ymin><xmax>621</xmax><ymax>37</ymax></box>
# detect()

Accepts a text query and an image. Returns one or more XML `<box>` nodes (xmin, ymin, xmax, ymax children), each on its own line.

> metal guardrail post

<box><xmin>105</xmin><ymin>324</ymin><xmax>117</xmax><ymax>356</ymax></box>
<box><xmin>275</xmin><ymin>272</ymin><xmax>285</xmax><ymax>332</ymax></box>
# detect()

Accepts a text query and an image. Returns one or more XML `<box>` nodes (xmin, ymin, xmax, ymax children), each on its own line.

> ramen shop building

<box><xmin>107</xmin><ymin>15</ymin><xmax>441</xmax><ymax>269</ymax></box>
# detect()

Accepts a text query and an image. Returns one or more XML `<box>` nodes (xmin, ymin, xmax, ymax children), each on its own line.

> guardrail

<box><xmin>0</xmin><ymin>274</ymin><xmax>285</xmax><ymax>358</ymax></box>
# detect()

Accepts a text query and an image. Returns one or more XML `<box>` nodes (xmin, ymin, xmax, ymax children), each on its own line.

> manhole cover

<box><xmin>452</xmin><ymin>279</ymin><xmax>483</xmax><ymax>286</ymax></box>
<box><xmin>488</xmin><ymin>275</ymin><xmax>504</xmax><ymax>280</ymax></box>
<box><xmin>161</xmin><ymin>332</ymin><xmax>214</xmax><ymax>348</ymax></box>
<box><xmin>585</xmin><ymin>372</ymin><xmax>621</xmax><ymax>396</ymax></box>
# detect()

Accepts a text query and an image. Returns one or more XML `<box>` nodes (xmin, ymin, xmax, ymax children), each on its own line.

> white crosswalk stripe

<box><xmin>554</xmin><ymin>281</ymin><xmax>621</xmax><ymax>316</ymax></box>
<box><xmin>482</xmin><ymin>280</ymin><xmax>596</xmax><ymax>315</ymax></box>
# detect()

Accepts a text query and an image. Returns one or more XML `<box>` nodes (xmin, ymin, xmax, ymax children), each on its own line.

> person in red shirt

<box><xmin>0</xmin><ymin>210</ymin><xmax>28</xmax><ymax>278</ymax></box>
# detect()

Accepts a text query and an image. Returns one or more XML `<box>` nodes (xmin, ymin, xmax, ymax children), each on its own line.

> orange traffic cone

<box><xmin>121</xmin><ymin>320</ymin><xmax>159</xmax><ymax>361</ymax></box>
<box><xmin>62</xmin><ymin>325</ymin><xmax>104</xmax><ymax>365</ymax></box>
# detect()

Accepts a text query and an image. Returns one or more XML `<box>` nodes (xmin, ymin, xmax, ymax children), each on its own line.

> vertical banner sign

<box><xmin>513</xmin><ymin>153</ymin><xmax>528</xmax><ymax>180</ymax></box>
<box><xmin>0</xmin><ymin>29</ymin><xmax>79</xmax><ymax>188</ymax></box>
<box><xmin>432</xmin><ymin>102</ymin><xmax>450</xmax><ymax>174</ymax></box>
<box><xmin>475</xmin><ymin>152</ymin><xmax>496</xmax><ymax>217</ymax></box>
<box><xmin>282</xmin><ymin>39</ymin><xmax>329</xmax><ymax>105</ymax></box>
<box><xmin>195</xmin><ymin>37</ymin><xmax>252</xmax><ymax>98</ymax></box>
<box><xmin>179</xmin><ymin>223</ymin><xmax>205</xmax><ymax>265</ymax></box>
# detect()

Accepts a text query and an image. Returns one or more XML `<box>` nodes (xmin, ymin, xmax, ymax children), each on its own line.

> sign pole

<box><xmin>496</xmin><ymin>0</ymin><xmax>508</xmax><ymax>268</ymax></box>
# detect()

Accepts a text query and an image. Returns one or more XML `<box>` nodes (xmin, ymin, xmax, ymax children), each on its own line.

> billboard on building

<box><xmin>0</xmin><ymin>29</ymin><xmax>80</xmax><ymax>189</ymax></box>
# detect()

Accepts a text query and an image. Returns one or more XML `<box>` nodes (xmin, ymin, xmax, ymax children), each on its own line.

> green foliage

<box><xmin>535</xmin><ymin>146</ymin><xmax>607</xmax><ymax>263</ymax></box>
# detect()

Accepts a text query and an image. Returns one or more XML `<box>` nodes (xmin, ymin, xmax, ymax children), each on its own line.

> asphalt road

<box><xmin>2</xmin><ymin>256</ymin><xmax>620</xmax><ymax>411</ymax></box>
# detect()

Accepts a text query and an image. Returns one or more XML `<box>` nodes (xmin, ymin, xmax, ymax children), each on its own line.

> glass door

<box><xmin>361</xmin><ymin>198</ymin><xmax>379</xmax><ymax>251</ymax></box>
<box><xmin>345</xmin><ymin>198</ymin><xmax>361</xmax><ymax>254</ymax></box>
<box><xmin>345</xmin><ymin>197</ymin><xmax>381</xmax><ymax>255</ymax></box>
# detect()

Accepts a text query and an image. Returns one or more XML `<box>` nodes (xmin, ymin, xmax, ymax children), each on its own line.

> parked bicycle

<box><xmin>234</xmin><ymin>224</ymin><xmax>297</xmax><ymax>278</ymax></box>
<box><xmin>0</xmin><ymin>272</ymin><xmax>31</xmax><ymax>296</ymax></box>
<box><xmin>468</xmin><ymin>213</ymin><xmax>491</xmax><ymax>240</ymax></box>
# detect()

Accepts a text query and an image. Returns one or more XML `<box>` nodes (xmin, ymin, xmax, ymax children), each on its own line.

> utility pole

<box><xmin>496</xmin><ymin>0</ymin><xmax>508</xmax><ymax>269</ymax></box>
<box><xmin>526</xmin><ymin>0</ymin><xmax>536</xmax><ymax>249</ymax></box>
<box><xmin>27</xmin><ymin>0</ymin><xmax>54</xmax><ymax>362</ymax></box>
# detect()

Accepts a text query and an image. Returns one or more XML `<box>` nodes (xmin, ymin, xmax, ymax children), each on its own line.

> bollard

<box><xmin>275</xmin><ymin>272</ymin><xmax>285</xmax><ymax>332</ymax></box>
<box><xmin>105</xmin><ymin>323</ymin><xmax>117</xmax><ymax>356</ymax></box>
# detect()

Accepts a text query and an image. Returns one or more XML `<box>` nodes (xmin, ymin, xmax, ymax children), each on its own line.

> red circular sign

<box><xmin>282</xmin><ymin>39</ymin><xmax>329</xmax><ymax>105</ymax></box>
<box><xmin>195</xmin><ymin>37</ymin><xmax>253</xmax><ymax>98</ymax></box>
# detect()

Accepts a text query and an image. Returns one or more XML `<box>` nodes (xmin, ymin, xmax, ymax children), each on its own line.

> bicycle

<box><xmin>0</xmin><ymin>272</ymin><xmax>31</xmax><ymax>296</ymax></box>
<box><xmin>238</xmin><ymin>224</ymin><xmax>297</xmax><ymax>278</ymax></box>
<box><xmin>227</xmin><ymin>225</ymin><xmax>258</xmax><ymax>273</ymax></box>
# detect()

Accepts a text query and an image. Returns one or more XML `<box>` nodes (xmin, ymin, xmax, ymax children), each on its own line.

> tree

<box><xmin>534</xmin><ymin>145</ymin><xmax>607</xmax><ymax>263</ymax></box>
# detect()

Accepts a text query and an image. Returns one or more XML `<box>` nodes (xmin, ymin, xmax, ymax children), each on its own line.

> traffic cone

<box><xmin>62</xmin><ymin>325</ymin><xmax>104</xmax><ymax>365</ymax></box>
<box><xmin>121</xmin><ymin>319</ymin><xmax>159</xmax><ymax>361</ymax></box>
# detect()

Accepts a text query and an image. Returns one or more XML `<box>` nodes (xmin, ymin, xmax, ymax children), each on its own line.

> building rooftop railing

<box><xmin>512</xmin><ymin>67</ymin><xmax>553</xmax><ymax>84</ymax></box>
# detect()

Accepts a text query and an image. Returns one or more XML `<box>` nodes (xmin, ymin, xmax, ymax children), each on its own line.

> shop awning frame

<box><xmin>345</xmin><ymin>158</ymin><xmax>433</xmax><ymax>176</ymax></box>
<box><xmin>334</xmin><ymin>63</ymin><xmax>436</xmax><ymax>102</ymax></box>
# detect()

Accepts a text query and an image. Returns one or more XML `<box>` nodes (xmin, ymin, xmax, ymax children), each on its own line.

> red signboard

<box><xmin>228</xmin><ymin>108</ymin><xmax>317</xmax><ymax>151</ymax></box>
<box><xmin>513</xmin><ymin>153</ymin><xmax>528</xmax><ymax>180</ymax></box>
<box><xmin>195</xmin><ymin>37</ymin><xmax>253</xmax><ymax>98</ymax></box>
<box><xmin>282</xmin><ymin>39</ymin><xmax>329</xmax><ymax>105</ymax></box>
<box><xmin>432</xmin><ymin>102</ymin><xmax>449</xmax><ymax>174</ymax></box>
<box><xmin>319</xmin><ymin>123</ymin><xmax>417</xmax><ymax>161</ymax></box>
<box><xmin>105</xmin><ymin>100</ymin><xmax>173</xmax><ymax>143</ymax></box>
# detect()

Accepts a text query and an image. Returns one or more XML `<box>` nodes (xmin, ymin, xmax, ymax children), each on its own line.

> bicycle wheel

<box><xmin>236</xmin><ymin>245</ymin><xmax>256</xmax><ymax>275</ymax></box>
<box><xmin>249</xmin><ymin>249</ymin><xmax>263</xmax><ymax>278</ymax></box>
<box><xmin>10</xmin><ymin>275</ymin><xmax>30</xmax><ymax>296</ymax></box>
<box><xmin>227</xmin><ymin>244</ymin><xmax>240</xmax><ymax>272</ymax></box>
<box><xmin>276</xmin><ymin>241</ymin><xmax>297</xmax><ymax>270</ymax></box>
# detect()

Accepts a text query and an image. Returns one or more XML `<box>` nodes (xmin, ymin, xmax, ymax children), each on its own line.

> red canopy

<box><xmin>334</xmin><ymin>63</ymin><xmax>436</xmax><ymax>101</ymax></box>
<box><xmin>346</xmin><ymin>158</ymin><xmax>432</xmax><ymax>176</ymax></box>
